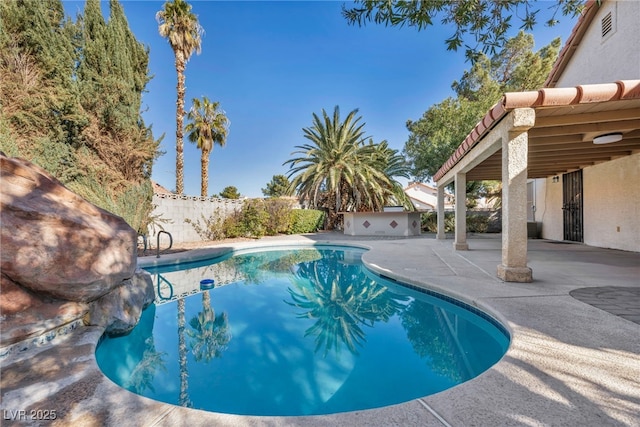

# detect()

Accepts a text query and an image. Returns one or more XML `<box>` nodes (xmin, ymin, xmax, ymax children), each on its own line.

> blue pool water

<box><xmin>96</xmin><ymin>246</ymin><xmax>509</xmax><ymax>416</ymax></box>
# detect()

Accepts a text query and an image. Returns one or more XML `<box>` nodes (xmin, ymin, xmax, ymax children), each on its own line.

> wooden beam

<box><xmin>529</xmin><ymin>135</ymin><xmax>584</xmax><ymax>145</ymax></box>
<box><xmin>531</xmin><ymin>151</ymin><xmax>633</xmax><ymax>160</ymax></box>
<box><xmin>535</xmin><ymin>108</ymin><xmax>640</xmax><ymax>127</ymax></box>
<box><xmin>529</xmin><ymin>119</ymin><xmax>640</xmax><ymax>138</ymax></box>
<box><xmin>531</xmin><ymin>141</ymin><xmax>639</xmax><ymax>151</ymax></box>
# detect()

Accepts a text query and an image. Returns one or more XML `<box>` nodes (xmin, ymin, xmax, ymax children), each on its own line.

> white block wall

<box><xmin>146</xmin><ymin>194</ymin><xmax>245</xmax><ymax>246</ymax></box>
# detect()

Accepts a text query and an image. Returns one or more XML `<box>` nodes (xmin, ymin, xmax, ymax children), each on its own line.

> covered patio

<box><xmin>433</xmin><ymin>79</ymin><xmax>640</xmax><ymax>282</ymax></box>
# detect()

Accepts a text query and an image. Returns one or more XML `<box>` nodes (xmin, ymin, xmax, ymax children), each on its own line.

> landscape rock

<box><xmin>0</xmin><ymin>153</ymin><xmax>137</xmax><ymax>302</ymax></box>
<box><xmin>0</xmin><ymin>274</ymin><xmax>88</xmax><ymax>347</ymax></box>
<box><xmin>84</xmin><ymin>269</ymin><xmax>155</xmax><ymax>336</ymax></box>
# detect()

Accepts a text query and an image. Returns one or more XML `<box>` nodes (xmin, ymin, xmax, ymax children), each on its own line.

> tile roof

<box><xmin>152</xmin><ymin>180</ymin><xmax>173</xmax><ymax>194</ymax></box>
<box><xmin>433</xmin><ymin>80</ymin><xmax>640</xmax><ymax>182</ymax></box>
<box><xmin>544</xmin><ymin>0</ymin><xmax>600</xmax><ymax>88</ymax></box>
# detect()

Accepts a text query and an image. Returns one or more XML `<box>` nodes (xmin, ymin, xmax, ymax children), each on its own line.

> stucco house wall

<box><xmin>583</xmin><ymin>154</ymin><xmax>640</xmax><ymax>251</ymax></box>
<box><xmin>404</xmin><ymin>182</ymin><xmax>454</xmax><ymax>211</ymax></box>
<box><xmin>533</xmin><ymin>0</ymin><xmax>640</xmax><ymax>251</ymax></box>
<box><xmin>534</xmin><ymin>178</ymin><xmax>563</xmax><ymax>241</ymax></box>
<box><xmin>555</xmin><ymin>1</ymin><xmax>640</xmax><ymax>87</ymax></box>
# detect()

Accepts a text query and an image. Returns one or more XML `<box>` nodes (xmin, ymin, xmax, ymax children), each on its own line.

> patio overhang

<box><xmin>433</xmin><ymin>80</ymin><xmax>640</xmax><ymax>282</ymax></box>
<box><xmin>435</xmin><ymin>80</ymin><xmax>640</xmax><ymax>185</ymax></box>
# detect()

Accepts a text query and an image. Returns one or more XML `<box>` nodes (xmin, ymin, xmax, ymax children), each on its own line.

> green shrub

<box><xmin>187</xmin><ymin>203</ymin><xmax>325</xmax><ymax>240</ymax></box>
<box><xmin>421</xmin><ymin>211</ymin><xmax>455</xmax><ymax>232</ymax></box>
<box><xmin>185</xmin><ymin>210</ymin><xmax>226</xmax><ymax>241</ymax></box>
<box><xmin>0</xmin><ymin>117</ymin><xmax>20</xmax><ymax>157</ymax></box>
<box><xmin>68</xmin><ymin>169</ymin><xmax>154</xmax><ymax>234</ymax></box>
<box><xmin>466</xmin><ymin>214</ymin><xmax>489</xmax><ymax>233</ymax></box>
<box><xmin>263</xmin><ymin>198</ymin><xmax>294</xmax><ymax>235</ymax></box>
<box><xmin>221</xmin><ymin>211</ymin><xmax>243</xmax><ymax>238</ymax></box>
<box><xmin>421</xmin><ymin>212</ymin><xmax>436</xmax><ymax>232</ymax></box>
<box><xmin>287</xmin><ymin>209</ymin><xmax>325</xmax><ymax>234</ymax></box>
<box><xmin>223</xmin><ymin>199</ymin><xmax>270</xmax><ymax>238</ymax></box>
<box><xmin>421</xmin><ymin>211</ymin><xmax>491</xmax><ymax>233</ymax></box>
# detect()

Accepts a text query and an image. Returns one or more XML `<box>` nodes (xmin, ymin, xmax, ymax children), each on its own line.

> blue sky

<box><xmin>63</xmin><ymin>1</ymin><xmax>578</xmax><ymax>198</ymax></box>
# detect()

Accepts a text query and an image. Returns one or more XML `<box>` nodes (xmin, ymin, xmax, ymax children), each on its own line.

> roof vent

<box><xmin>601</xmin><ymin>11</ymin><xmax>613</xmax><ymax>38</ymax></box>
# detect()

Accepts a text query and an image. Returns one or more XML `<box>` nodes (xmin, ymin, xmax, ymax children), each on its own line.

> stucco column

<box><xmin>497</xmin><ymin>108</ymin><xmax>535</xmax><ymax>282</ymax></box>
<box><xmin>453</xmin><ymin>173</ymin><xmax>468</xmax><ymax>250</ymax></box>
<box><xmin>437</xmin><ymin>185</ymin><xmax>446</xmax><ymax>239</ymax></box>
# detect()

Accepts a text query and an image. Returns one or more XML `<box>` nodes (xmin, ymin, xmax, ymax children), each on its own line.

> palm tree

<box><xmin>156</xmin><ymin>0</ymin><xmax>203</xmax><ymax>195</ymax></box>
<box><xmin>285</xmin><ymin>106</ymin><xmax>385</xmax><ymax>227</ymax></box>
<box><xmin>185</xmin><ymin>97</ymin><xmax>230</xmax><ymax>196</ymax></box>
<box><xmin>285</xmin><ymin>106</ymin><xmax>413</xmax><ymax>227</ymax></box>
<box><xmin>285</xmin><ymin>107</ymin><xmax>364</xmax><ymax>213</ymax></box>
<box><xmin>176</xmin><ymin>298</ymin><xmax>191</xmax><ymax>407</ymax></box>
<box><xmin>371</xmin><ymin>141</ymin><xmax>414</xmax><ymax>210</ymax></box>
<box><xmin>285</xmin><ymin>253</ymin><xmax>407</xmax><ymax>356</ymax></box>
<box><xmin>187</xmin><ymin>291</ymin><xmax>231</xmax><ymax>362</ymax></box>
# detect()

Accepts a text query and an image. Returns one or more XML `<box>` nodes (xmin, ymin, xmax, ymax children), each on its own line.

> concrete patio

<box><xmin>1</xmin><ymin>233</ymin><xmax>638</xmax><ymax>426</ymax></box>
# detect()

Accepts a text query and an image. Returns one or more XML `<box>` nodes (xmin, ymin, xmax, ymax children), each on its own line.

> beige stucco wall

<box><xmin>583</xmin><ymin>153</ymin><xmax>640</xmax><ymax>251</ymax></box>
<box><xmin>534</xmin><ymin>154</ymin><xmax>640</xmax><ymax>251</ymax></box>
<box><xmin>534</xmin><ymin>177</ymin><xmax>563</xmax><ymax>241</ymax></box>
<box><xmin>535</xmin><ymin>0</ymin><xmax>639</xmax><ymax>252</ymax></box>
<box><xmin>342</xmin><ymin>212</ymin><xmax>421</xmax><ymax>236</ymax></box>
<box><xmin>555</xmin><ymin>1</ymin><xmax>640</xmax><ymax>87</ymax></box>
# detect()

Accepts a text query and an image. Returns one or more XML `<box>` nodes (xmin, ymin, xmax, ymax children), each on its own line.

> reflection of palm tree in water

<box><xmin>285</xmin><ymin>252</ymin><xmax>407</xmax><ymax>356</ymax></box>
<box><xmin>125</xmin><ymin>336</ymin><xmax>167</xmax><ymax>394</ymax></box>
<box><xmin>177</xmin><ymin>298</ymin><xmax>191</xmax><ymax>407</ymax></box>
<box><xmin>187</xmin><ymin>290</ymin><xmax>231</xmax><ymax>362</ymax></box>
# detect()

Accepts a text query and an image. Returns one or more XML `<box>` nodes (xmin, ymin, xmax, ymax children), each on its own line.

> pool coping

<box><xmin>1</xmin><ymin>234</ymin><xmax>639</xmax><ymax>426</ymax></box>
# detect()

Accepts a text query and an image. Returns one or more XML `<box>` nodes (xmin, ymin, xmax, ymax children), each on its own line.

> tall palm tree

<box><xmin>176</xmin><ymin>298</ymin><xmax>191</xmax><ymax>407</ymax></box>
<box><xmin>156</xmin><ymin>0</ymin><xmax>203</xmax><ymax>194</ymax></box>
<box><xmin>285</xmin><ymin>107</ymin><xmax>364</xmax><ymax>214</ymax></box>
<box><xmin>187</xmin><ymin>291</ymin><xmax>231</xmax><ymax>362</ymax></box>
<box><xmin>185</xmin><ymin>97</ymin><xmax>230</xmax><ymax>197</ymax></box>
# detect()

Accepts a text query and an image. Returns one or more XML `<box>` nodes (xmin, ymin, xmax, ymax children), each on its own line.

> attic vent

<box><xmin>601</xmin><ymin>11</ymin><xmax>613</xmax><ymax>38</ymax></box>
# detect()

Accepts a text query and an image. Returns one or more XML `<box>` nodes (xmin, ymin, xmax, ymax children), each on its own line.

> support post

<box><xmin>437</xmin><ymin>185</ymin><xmax>446</xmax><ymax>239</ymax></box>
<box><xmin>497</xmin><ymin>108</ymin><xmax>534</xmax><ymax>282</ymax></box>
<box><xmin>453</xmin><ymin>173</ymin><xmax>468</xmax><ymax>250</ymax></box>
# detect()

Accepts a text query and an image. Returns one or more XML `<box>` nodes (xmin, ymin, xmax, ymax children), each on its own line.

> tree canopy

<box><xmin>342</xmin><ymin>0</ymin><xmax>582</xmax><ymax>62</ymax></box>
<box><xmin>0</xmin><ymin>0</ymin><xmax>160</xmax><ymax>233</ymax></box>
<box><xmin>403</xmin><ymin>32</ymin><xmax>561</xmax><ymax>182</ymax></box>
<box><xmin>218</xmin><ymin>186</ymin><xmax>241</xmax><ymax>199</ymax></box>
<box><xmin>262</xmin><ymin>174</ymin><xmax>291</xmax><ymax>198</ymax></box>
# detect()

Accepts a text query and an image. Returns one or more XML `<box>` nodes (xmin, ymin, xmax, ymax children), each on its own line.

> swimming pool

<box><xmin>97</xmin><ymin>245</ymin><xmax>509</xmax><ymax>416</ymax></box>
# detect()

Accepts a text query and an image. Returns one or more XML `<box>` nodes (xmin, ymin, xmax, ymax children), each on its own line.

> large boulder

<box><xmin>0</xmin><ymin>154</ymin><xmax>137</xmax><ymax>302</ymax></box>
<box><xmin>84</xmin><ymin>269</ymin><xmax>155</xmax><ymax>336</ymax></box>
<box><xmin>0</xmin><ymin>274</ymin><xmax>89</xmax><ymax>347</ymax></box>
